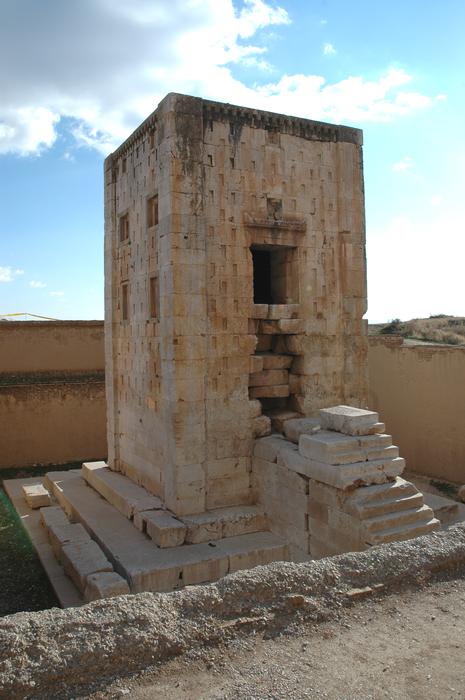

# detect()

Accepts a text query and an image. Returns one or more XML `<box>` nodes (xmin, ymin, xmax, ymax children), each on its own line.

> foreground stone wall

<box><xmin>0</xmin><ymin>322</ymin><xmax>106</xmax><ymax>469</ymax></box>
<box><xmin>368</xmin><ymin>336</ymin><xmax>465</xmax><ymax>483</ymax></box>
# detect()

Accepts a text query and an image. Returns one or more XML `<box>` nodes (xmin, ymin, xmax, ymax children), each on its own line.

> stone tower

<box><xmin>104</xmin><ymin>93</ymin><xmax>368</xmax><ymax>517</ymax></box>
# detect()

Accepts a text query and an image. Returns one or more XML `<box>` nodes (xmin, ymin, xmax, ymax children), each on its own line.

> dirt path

<box><xmin>94</xmin><ymin>577</ymin><xmax>465</xmax><ymax>700</ymax></box>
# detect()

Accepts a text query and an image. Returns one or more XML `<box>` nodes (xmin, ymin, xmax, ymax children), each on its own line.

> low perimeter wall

<box><xmin>0</xmin><ymin>321</ymin><xmax>106</xmax><ymax>469</ymax></box>
<box><xmin>2</xmin><ymin>323</ymin><xmax>465</xmax><ymax>483</ymax></box>
<box><xmin>368</xmin><ymin>336</ymin><xmax>465</xmax><ymax>484</ymax></box>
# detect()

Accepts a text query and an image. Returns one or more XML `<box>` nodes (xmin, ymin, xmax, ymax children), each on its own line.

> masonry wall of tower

<box><xmin>104</xmin><ymin>93</ymin><xmax>368</xmax><ymax>517</ymax></box>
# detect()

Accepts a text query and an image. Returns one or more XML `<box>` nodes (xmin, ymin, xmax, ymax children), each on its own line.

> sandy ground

<box><xmin>92</xmin><ymin>576</ymin><xmax>465</xmax><ymax>700</ymax></box>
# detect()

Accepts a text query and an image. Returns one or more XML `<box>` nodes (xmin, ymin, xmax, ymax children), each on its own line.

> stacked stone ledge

<box><xmin>252</xmin><ymin>405</ymin><xmax>440</xmax><ymax>559</ymax></box>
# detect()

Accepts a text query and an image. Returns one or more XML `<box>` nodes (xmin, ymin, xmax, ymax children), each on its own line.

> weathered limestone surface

<box><xmin>60</xmin><ymin>540</ymin><xmax>113</xmax><ymax>593</ymax></box>
<box><xmin>319</xmin><ymin>405</ymin><xmax>379</xmax><ymax>435</ymax></box>
<box><xmin>104</xmin><ymin>93</ymin><xmax>368</xmax><ymax>517</ymax></box>
<box><xmin>84</xmin><ymin>572</ymin><xmax>130</xmax><ymax>602</ymax></box>
<box><xmin>22</xmin><ymin>484</ymin><xmax>51</xmax><ymax>509</ymax></box>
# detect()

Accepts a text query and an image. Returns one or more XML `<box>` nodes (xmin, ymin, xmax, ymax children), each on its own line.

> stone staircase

<box><xmin>34</xmin><ymin>464</ymin><xmax>286</xmax><ymax>601</ymax></box>
<box><xmin>344</xmin><ymin>477</ymin><xmax>438</xmax><ymax>545</ymax></box>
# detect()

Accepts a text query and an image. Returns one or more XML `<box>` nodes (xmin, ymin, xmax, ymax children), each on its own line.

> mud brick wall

<box><xmin>0</xmin><ymin>322</ymin><xmax>106</xmax><ymax>469</ymax></box>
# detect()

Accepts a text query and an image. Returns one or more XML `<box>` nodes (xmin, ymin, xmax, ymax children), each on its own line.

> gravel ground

<box><xmin>96</xmin><ymin>577</ymin><xmax>465</xmax><ymax>700</ymax></box>
<box><xmin>1</xmin><ymin>524</ymin><xmax>465</xmax><ymax>699</ymax></box>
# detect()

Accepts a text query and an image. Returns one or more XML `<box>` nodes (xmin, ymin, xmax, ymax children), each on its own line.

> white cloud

<box><xmin>30</xmin><ymin>280</ymin><xmax>46</xmax><ymax>288</ymax></box>
<box><xmin>0</xmin><ymin>266</ymin><xmax>13</xmax><ymax>282</ymax></box>
<box><xmin>431</xmin><ymin>195</ymin><xmax>443</xmax><ymax>206</ymax></box>
<box><xmin>367</xmin><ymin>213</ymin><xmax>465</xmax><ymax>322</ymax></box>
<box><xmin>0</xmin><ymin>266</ymin><xmax>25</xmax><ymax>281</ymax></box>
<box><xmin>392</xmin><ymin>155</ymin><xmax>413</xmax><ymax>172</ymax></box>
<box><xmin>0</xmin><ymin>1</ymin><xmax>436</xmax><ymax>156</ymax></box>
<box><xmin>323</xmin><ymin>42</ymin><xmax>336</xmax><ymax>56</ymax></box>
<box><xmin>50</xmin><ymin>291</ymin><xmax>65</xmax><ymax>297</ymax></box>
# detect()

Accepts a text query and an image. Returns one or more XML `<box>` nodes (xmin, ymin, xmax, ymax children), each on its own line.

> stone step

<box><xmin>345</xmin><ymin>477</ymin><xmax>419</xmax><ymax>505</ymax></box>
<box><xmin>349</xmin><ymin>493</ymin><xmax>425</xmax><ymax>520</ymax></box>
<box><xmin>81</xmin><ymin>462</ymin><xmax>163</xmax><ymax>520</ymax></box>
<box><xmin>279</xmin><ymin>445</ymin><xmax>405</xmax><ymax>489</ymax></box>
<box><xmin>47</xmin><ymin>470</ymin><xmax>288</xmax><ymax>593</ymax></box>
<box><xmin>140</xmin><ymin>510</ymin><xmax>187</xmax><ymax>548</ymax></box>
<box><xmin>362</xmin><ymin>504</ymin><xmax>435</xmax><ymax>534</ymax></box>
<box><xmin>365</xmin><ymin>517</ymin><xmax>440</xmax><ymax>545</ymax></box>
<box><xmin>299</xmin><ymin>431</ymin><xmax>397</xmax><ymax>466</ymax></box>
<box><xmin>423</xmin><ymin>492</ymin><xmax>459</xmax><ymax>526</ymax></box>
<box><xmin>182</xmin><ymin>505</ymin><xmax>268</xmax><ymax>544</ymax></box>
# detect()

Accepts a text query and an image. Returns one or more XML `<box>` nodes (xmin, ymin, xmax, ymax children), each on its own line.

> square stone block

<box><xmin>22</xmin><ymin>484</ymin><xmax>51</xmax><ymax>509</ymax></box>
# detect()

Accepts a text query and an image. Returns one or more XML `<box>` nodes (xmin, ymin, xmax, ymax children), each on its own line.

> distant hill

<box><xmin>369</xmin><ymin>315</ymin><xmax>465</xmax><ymax>345</ymax></box>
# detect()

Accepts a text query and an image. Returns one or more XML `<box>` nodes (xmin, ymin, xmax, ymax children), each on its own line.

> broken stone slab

<box><xmin>283</xmin><ymin>417</ymin><xmax>320</xmax><ymax>443</ymax></box>
<box><xmin>319</xmin><ymin>405</ymin><xmax>379</xmax><ymax>436</ymax></box>
<box><xmin>22</xmin><ymin>484</ymin><xmax>51</xmax><ymax>509</ymax></box>
<box><xmin>143</xmin><ymin>510</ymin><xmax>187</xmax><ymax>548</ymax></box>
<box><xmin>61</xmin><ymin>540</ymin><xmax>113</xmax><ymax>593</ymax></box>
<box><xmin>267</xmin><ymin>304</ymin><xmax>300</xmax><ymax>320</ymax></box>
<box><xmin>84</xmin><ymin>571</ymin><xmax>130</xmax><ymax>602</ymax></box>
<box><xmin>82</xmin><ymin>462</ymin><xmax>163</xmax><ymax>519</ymax></box>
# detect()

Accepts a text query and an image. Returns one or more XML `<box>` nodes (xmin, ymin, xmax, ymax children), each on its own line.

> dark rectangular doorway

<box><xmin>252</xmin><ymin>249</ymin><xmax>272</xmax><ymax>304</ymax></box>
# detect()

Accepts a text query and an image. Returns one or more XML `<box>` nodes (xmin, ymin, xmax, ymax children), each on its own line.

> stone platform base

<box><xmin>4</xmin><ymin>465</ymin><xmax>287</xmax><ymax>607</ymax></box>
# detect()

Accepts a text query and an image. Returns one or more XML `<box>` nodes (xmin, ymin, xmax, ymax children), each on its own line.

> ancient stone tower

<box><xmin>6</xmin><ymin>95</ymin><xmax>439</xmax><ymax>605</ymax></box>
<box><xmin>104</xmin><ymin>93</ymin><xmax>368</xmax><ymax>517</ymax></box>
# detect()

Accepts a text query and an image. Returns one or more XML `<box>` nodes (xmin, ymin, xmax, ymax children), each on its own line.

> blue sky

<box><xmin>0</xmin><ymin>0</ymin><xmax>464</xmax><ymax>322</ymax></box>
